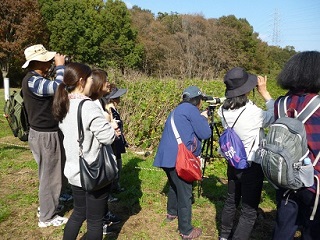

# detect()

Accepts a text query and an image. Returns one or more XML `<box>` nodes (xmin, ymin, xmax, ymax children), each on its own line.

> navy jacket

<box><xmin>153</xmin><ymin>102</ymin><xmax>211</xmax><ymax>168</ymax></box>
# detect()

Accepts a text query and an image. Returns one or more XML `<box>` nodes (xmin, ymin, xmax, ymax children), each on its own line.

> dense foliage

<box><xmin>0</xmin><ymin>0</ymin><xmax>297</xmax><ymax>87</ymax></box>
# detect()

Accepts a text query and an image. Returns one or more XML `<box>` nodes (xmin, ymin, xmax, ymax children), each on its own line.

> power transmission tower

<box><xmin>272</xmin><ymin>8</ymin><xmax>281</xmax><ymax>46</ymax></box>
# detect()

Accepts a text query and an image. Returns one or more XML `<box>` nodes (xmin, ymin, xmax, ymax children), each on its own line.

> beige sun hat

<box><xmin>22</xmin><ymin>44</ymin><xmax>56</xmax><ymax>68</ymax></box>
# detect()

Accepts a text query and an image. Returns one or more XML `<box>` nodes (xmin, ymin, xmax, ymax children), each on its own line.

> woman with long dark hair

<box><xmin>52</xmin><ymin>62</ymin><xmax>116</xmax><ymax>239</ymax></box>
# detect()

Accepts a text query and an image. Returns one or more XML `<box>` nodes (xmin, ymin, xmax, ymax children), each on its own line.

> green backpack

<box><xmin>4</xmin><ymin>90</ymin><xmax>29</xmax><ymax>141</ymax></box>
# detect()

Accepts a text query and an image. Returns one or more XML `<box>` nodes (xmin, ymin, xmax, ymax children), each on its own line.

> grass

<box><xmin>0</xmin><ymin>87</ymin><xmax>285</xmax><ymax>239</ymax></box>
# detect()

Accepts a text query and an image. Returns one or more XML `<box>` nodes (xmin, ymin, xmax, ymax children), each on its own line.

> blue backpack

<box><xmin>219</xmin><ymin>108</ymin><xmax>251</xmax><ymax>169</ymax></box>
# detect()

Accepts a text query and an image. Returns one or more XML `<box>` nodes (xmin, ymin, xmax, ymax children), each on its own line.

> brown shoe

<box><xmin>180</xmin><ymin>227</ymin><xmax>202</xmax><ymax>239</ymax></box>
<box><xmin>165</xmin><ymin>214</ymin><xmax>178</xmax><ymax>222</ymax></box>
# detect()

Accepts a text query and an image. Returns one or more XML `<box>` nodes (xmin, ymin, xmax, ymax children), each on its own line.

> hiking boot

<box><xmin>103</xmin><ymin>211</ymin><xmax>121</xmax><ymax>225</ymax></box>
<box><xmin>180</xmin><ymin>227</ymin><xmax>202</xmax><ymax>239</ymax></box>
<box><xmin>165</xmin><ymin>214</ymin><xmax>178</xmax><ymax>222</ymax></box>
<box><xmin>38</xmin><ymin>215</ymin><xmax>68</xmax><ymax>228</ymax></box>
<box><xmin>108</xmin><ymin>195</ymin><xmax>119</xmax><ymax>203</ymax></box>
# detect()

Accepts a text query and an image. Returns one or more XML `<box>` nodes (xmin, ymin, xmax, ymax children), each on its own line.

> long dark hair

<box><xmin>52</xmin><ymin>62</ymin><xmax>92</xmax><ymax>122</ymax></box>
<box><xmin>277</xmin><ymin>51</ymin><xmax>320</xmax><ymax>93</ymax></box>
<box><xmin>222</xmin><ymin>95</ymin><xmax>248</xmax><ymax>110</ymax></box>
<box><xmin>90</xmin><ymin>69</ymin><xmax>109</xmax><ymax>100</ymax></box>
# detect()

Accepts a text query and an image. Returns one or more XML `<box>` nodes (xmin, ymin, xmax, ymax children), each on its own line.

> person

<box><xmin>90</xmin><ymin>69</ymin><xmax>123</xmax><ymax>234</ymax></box>
<box><xmin>272</xmin><ymin>51</ymin><xmax>320</xmax><ymax>240</ymax></box>
<box><xmin>21</xmin><ymin>44</ymin><xmax>69</xmax><ymax>227</ymax></box>
<box><xmin>153</xmin><ymin>86</ymin><xmax>211</xmax><ymax>239</ymax></box>
<box><xmin>217</xmin><ymin>67</ymin><xmax>274</xmax><ymax>240</ymax></box>
<box><xmin>103</xmin><ymin>85</ymin><xmax>128</xmax><ymax>194</ymax></box>
<box><xmin>52</xmin><ymin>62</ymin><xmax>118</xmax><ymax>239</ymax></box>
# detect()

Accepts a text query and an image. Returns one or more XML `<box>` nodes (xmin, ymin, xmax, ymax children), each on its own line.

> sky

<box><xmin>124</xmin><ymin>0</ymin><xmax>320</xmax><ymax>52</ymax></box>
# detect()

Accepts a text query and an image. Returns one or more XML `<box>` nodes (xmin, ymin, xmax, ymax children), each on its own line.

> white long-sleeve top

<box><xmin>59</xmin><ymin>97</ymin><xmax>115</xmax><ymax>187</ymax></box>
<box><xmin>218</xmin><ymin>99</ymin><xmax>274</xmax><ymax>162</ymax></box>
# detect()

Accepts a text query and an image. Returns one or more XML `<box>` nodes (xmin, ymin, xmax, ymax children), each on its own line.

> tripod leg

<box><xmin>198</xmin><ymin>156</ymin><xmax>209</xmax><ymax>198</ymax></box>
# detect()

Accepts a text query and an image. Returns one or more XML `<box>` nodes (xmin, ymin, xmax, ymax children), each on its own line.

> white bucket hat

<box><xmin>22</xmin><ymin>44</ymin><xmax>56</xmax><ymax>68</ymax></box>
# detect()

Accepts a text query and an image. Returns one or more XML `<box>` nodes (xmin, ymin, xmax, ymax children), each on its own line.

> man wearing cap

<box><xmin>154</xmin><ymin>86</ymin><xmax>211</xmax><ymax>239</ymax></box>
<box><xmin>21</xmin><ymin>44</ymin><xmax>68</xmax><ymax>227</ymax></box>
<box><xmin>217</xmin><ymin>67</ymin><xmax>274</xmax><ymax>240</ymax></box>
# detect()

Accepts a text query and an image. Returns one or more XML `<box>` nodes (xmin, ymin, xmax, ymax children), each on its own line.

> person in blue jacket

<box><xmin>154</xmin><ymin>86</ymin><xmax>211</xmax><ymax>240</ymax></box>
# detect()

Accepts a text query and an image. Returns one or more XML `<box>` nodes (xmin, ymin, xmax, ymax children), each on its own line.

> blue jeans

<box><xmin>273</xmin><ymin>188</ymin><xmax>320</xmax><ymax>240</ymax></box>
<box><xmin>220</xmin><ymin>163</ymin><xmax>264</xmax><ymax>240</ymax></box>
<box><xmin>164</xmin><ymin>167</ymin><xmax>194</xmax><ymax>235</ymax></box>
<box><xmin>63</xmin><ymin>185</ymin><xmax>110</xmax><ymax>240</ymax></box>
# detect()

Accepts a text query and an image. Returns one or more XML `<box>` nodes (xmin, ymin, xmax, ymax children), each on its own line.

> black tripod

<box><xmin>198</xmin><ymin>104</ymin><xmax>221</xmax><ymax>197</ymax></box>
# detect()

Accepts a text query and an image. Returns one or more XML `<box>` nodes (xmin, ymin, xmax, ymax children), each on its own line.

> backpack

<box><xmin>3</xmin><ymin>90</ymin><xmax>29</xmax><ymax>141</ymax></box>
<box><xmin>219</xmin><ymin>108</ymin><xmax>252</xmax><ymax>169</ymax></box>
<box><xmin>258</xmin><ymin>95</ymin><xmax>320</xmax><ymax>190</ymax></box>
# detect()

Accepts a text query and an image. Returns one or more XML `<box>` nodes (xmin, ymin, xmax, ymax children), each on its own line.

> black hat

<box><xmin>104</xmin><ymin>87</ymin><xmax>127</xmax><ymax>99</ymax></box>
<box><xmin>224</xmin><ymin>67</ymin><xmax>257</xmax><ymax>98</ymax></box>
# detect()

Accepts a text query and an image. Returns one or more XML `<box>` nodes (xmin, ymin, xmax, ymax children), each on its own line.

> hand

<box><xmin>201</xmin><ymin>110</ymin><xmax>208</xmax><ymax>119</ymax></box>
<box><xmin>54</xmin><ymin>53</ymin><xmax>66</xmax><ymax>66</ymax></box>
<box><xmin>256</xmin><ymin>75</ymin><xmax>272</xmax><ymax>101</ymax></box>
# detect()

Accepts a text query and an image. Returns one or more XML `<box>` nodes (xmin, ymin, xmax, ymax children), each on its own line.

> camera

<box><xmin>65</xmin><ymin>55</ymin><xmax>72</xmax><ymax>65</ymax></box>
<box><xmin>205</xmin><ymin>96</ymin><xmax>226</xmax><ymax>105</ymax></box>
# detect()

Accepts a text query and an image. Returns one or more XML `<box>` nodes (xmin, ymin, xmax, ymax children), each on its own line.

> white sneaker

<box><xmin>38</xmin><ymin>215</ymin><xmax>68</xmax><ymax>228</ymax></box>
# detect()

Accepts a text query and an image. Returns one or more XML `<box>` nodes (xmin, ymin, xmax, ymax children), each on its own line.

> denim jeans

<box><xmin>220</xmin><ymin>163</ymin><xmax>264</xmax><ymax>240</ymax></box>
<box><xmin>63</xmin><ymin>184</ymin><xmax>110</xmax><ymax>240</ymax></box>
<box><xmin>273</xmin><ymin>188</ymin><xmax>320</xmax><ymax>240</ymax></box>
<box><xmin>164</xmin><ymin>167</ymin><xmax>194</xmax><ymax>235</ymax></box>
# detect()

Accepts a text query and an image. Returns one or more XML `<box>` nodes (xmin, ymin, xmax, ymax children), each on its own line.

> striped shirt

<box><xmin>28</xmin><ymin>66</ymin><xmax>64</xmax><ymax>96</ymax></box>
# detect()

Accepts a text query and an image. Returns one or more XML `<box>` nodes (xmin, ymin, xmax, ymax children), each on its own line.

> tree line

<box><xmin>0</xmin><ymin>0</ymin><xmax>297</xmax><ymax>86</ymax></box>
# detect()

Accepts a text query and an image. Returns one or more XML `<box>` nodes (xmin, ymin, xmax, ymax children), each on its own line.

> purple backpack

<box><xmin>219</xmin><ymin>108</ymin><xmax>249</xmax><ymax>169</ymax></box>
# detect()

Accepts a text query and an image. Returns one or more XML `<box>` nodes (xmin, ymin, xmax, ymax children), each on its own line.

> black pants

<box><xmin>273</xmin><ymin>188</ymin><xmax>320</xmax><ymax>240</ymax></box>
<box><xmin>220</xmin><ymin>162</ymin><xmax>264</xmax><ymax>240</ymax></box>
<box><xmin>63</xmin><ymin>184</ymin><xmax>110</xmax><ymax>240</ymax></box>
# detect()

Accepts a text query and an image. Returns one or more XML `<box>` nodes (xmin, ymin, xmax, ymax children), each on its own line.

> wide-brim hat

<box><xmin>182</xmin><ymin>86</ymin><xmax>207</xmax><ymax>100</ymax></box>
<box><xmin>224</xmin><ymin>67</ymin><xmax>257</xmax><ymax>98</ymax></box>
<box><xmin>22</xmin><ymin>44</ymin><xmax>56</xmax><ymax>68</ymax></box>
<box><xmin>105</xmin><ymin>87</ymin><xmax>127</xmax><ymax>99</ymax></box>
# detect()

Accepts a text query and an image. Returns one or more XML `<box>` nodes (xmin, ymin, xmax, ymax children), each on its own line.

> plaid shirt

<box><xmin>275</xmin><ymin>93</ymin><xmax>320</xmax><ymax>193</ymax></box>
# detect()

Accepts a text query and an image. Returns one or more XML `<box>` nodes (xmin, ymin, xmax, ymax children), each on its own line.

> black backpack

<box><xmin>3</xmin><ymin>90</ymin><xmax>29</xmax><ymax>141</ymax></box>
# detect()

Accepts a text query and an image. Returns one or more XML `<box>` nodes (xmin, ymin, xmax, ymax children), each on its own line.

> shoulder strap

<box><xmin>277</xmin><ymin>96</ymin><xmax>287</xmax><ymax>118</ymax></box>
<box><xmin>297</xmin><ymin>95</ymin><xmax>320</xmax><ymax>123</ymax></box>
<box><xmin>170</xmin><ymin>110</ymin><xmax>182</xmax><ymax>144</ymax></box>
<box><xmin>77</xmin><ymin>99</ymin><xmax>90</xmax><ymax>148</ymax></box>
<box><xmin>222</xmin><ymin>107</ymin><xmax>246</xmax><ymax>129</ymax></box>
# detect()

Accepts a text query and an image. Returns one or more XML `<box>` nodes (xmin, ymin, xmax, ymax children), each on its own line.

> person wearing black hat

<box><xmin>154</xmin><ymin>86</ymin><xmax>211</xmax><ymax>239</ymax></box>
<box><xmin>217</xmin><ymin>67</ymin><xmax>274</xmax><ymax>240</ymax></box>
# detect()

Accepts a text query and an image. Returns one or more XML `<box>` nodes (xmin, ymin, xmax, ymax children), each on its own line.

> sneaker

<box><xmin>37</xmin><ymin>207</ymin><xmax>40</xmax><ymax>218</ymax></box>
<box><xmin>218</xmin><ymin>237</ymin><xmax>228</xmax><ymax>240</ymax></box>
<box><xmin>180</xmin><ymin>227</ymin><xmax>202</xmax><ymax>239</ymax></box>
<box><xmin>37</xmin><ymin>205</ymin><xmax>64</xmax><ymax>218</ymax></box>
<box><xmin>108</xmin><ymin>195</ymin><xmax>119</xmax><ymax>203</ymax></box>
<box><xmin>59</xmin><ymin>193</ymin><xmax>73</xmax><ymax>202</ymax></box>
<box><xmin>165</xmin><ymin>214</ymin><xmax>178</xmax><ymax>222</ymax></box>
<box><xmin>103</xmin><ymin>211</ymin><xmax>121</xmax><ymax>225</ymax></box>
<box><xmin>103</xmin><ymin>223</ymin><xmax>115</xmax><ymax>235</ymax></box>
<box><xmin>38</xmin><ymin>215</ymin><xmax>68</xmax><ymax>228</ymax></box>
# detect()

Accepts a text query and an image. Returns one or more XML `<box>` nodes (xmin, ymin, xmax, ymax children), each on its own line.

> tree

<box><xmin>100</xmin><ymin>0</ymin><xmax>143</xmax><ymax>72</ymax></box>
<box><xmin>0</xmin><ymin>0</ymin><xmax>49</xmax><ymax>86</ymax></box>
